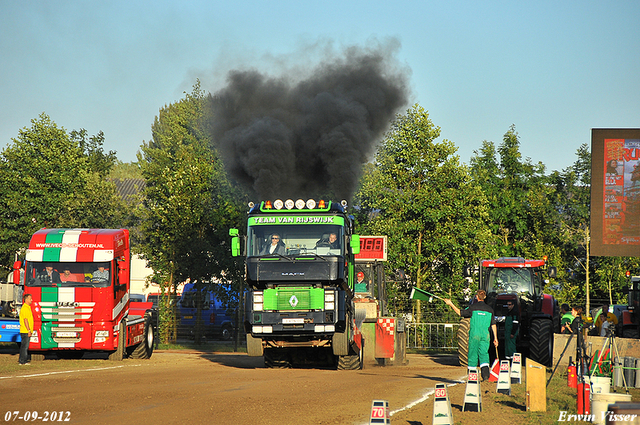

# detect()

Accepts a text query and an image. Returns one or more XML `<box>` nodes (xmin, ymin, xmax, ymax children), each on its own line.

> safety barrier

<box><xmin>405</xmin><ymin>322</ymin><xmax>459</xmax><ymax>350</ymax></box>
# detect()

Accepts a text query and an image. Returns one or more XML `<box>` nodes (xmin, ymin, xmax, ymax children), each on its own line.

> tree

<box><xmin>0</xmin><ymin>113</ymin><xmax>123</xmax><ymax>269</ymax></box>
<box><xmin>136</xmin><ymin>82</ymin><xmax>245</xmax><ymax>344</ymax></box>
<box><xmin>355</xmin><ymin>105</ymin><xmax>493</xmax><ymax>320</ymax></box>
<box><xmin>470</xmin><ymin>125</ymin><xmax>552</xmax><ymax>258</ymax></box>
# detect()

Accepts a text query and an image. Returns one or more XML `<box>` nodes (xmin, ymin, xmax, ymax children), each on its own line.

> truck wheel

<box><xmin>108</xmin><ymin>322</ymin><xmax>126</xmax><ymax>361</ymax></box>
<box><xmin>264</xmin><ymin>349</ymin><xmax>291</xmax><ymax>368</ymax></box>
<box><xmin>246</xmin><ymin>333</ymin><xmax>264</xmax><ymax>357</ymax></box>
<box><xmin>457</xmin><ymin>318</ymin><xmax>470</xmax><ymax>367</ymax></box>
<box><xmin>30</xmin><ymin>353</ymin><xmax>45</xmax><ymax>361</ymax></box>
<box><xmin>130</xmin><ymin>315</ymin><xmax>154</xmax><ymax>359</ymax></box>
<box><xmin>221</xmin><ymin>324</ymin><xmax>233</xmax><ymax>341</ymax></box>
<box><xmin>332</xmin><ymin>329</ymin><xmax>349</xmax><ymax>356</ymax></box>
<box><xmin>337</xmin><ymin>341</ymin><xmax>363</xmax><ymax>370</ymax></box>
<box><xmin>337</xmin><ymin>353</ymin><xmax>362</xmax><ymax>370</ymax></box>
<box><xmin>529</xmin><ymin>318</ymin><xmax>553</xmax><ymax>366</ymax></box>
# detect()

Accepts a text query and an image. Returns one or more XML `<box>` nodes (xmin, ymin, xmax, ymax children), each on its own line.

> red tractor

<box><xmin>458</xmin><ymin>257</ymin><xmax>559</xmax><ymax>366</ymax></box>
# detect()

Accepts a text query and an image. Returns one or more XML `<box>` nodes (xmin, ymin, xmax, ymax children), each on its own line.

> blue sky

<box><xmin>1</xmin><ymin>0</ymin><xmax>638</xmax><ymax>173</ymax></box>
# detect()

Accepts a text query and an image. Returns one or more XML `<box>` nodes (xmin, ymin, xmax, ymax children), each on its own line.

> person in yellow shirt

<box><xmin>595</xmin><ymin>304</ymin><xmax>618</xmax><ymax>336</ymax></box>
<box><xmin>18</xmin><ymin>293</ymin><xmax>34</xmax><ymax>365</ymax></box>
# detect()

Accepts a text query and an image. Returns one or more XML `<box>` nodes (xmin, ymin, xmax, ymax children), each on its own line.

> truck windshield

<box><xmin>247</xmin><ymin>224</ymin><xmax>343</xmax><ymax>257</ymax></box>
<box><xmin>487</xmin><ymin>268</ymin><xmax>532</xmax><ymax>294</ymax></box>
<box><xmin>24</xmin><ymin>262</ymin><xmax>112</xmax><ymax>288</ymax></box>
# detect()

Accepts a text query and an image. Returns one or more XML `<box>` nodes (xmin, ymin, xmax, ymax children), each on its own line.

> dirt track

<box><xmin>0</xmin><ymin>351</ymin><xmax>474</xmax><ymax>425</ymax></box>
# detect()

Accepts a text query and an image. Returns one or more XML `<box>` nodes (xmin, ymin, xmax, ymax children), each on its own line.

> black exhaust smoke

<box><xmin>207</xmin><ymin>41</ymin><xmax>410</xmax><ymax>201</ymax></box>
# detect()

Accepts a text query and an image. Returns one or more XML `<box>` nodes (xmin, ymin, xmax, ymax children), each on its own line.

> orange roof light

<box><xmin>318</xmin><ymin>200</ymin><xmax>326</xmax><ymax>209</ymax></box>
<box><xmin>264</xmin><ymin>200</ymin><xmax>272</xmax><ymax>209</ymax></box>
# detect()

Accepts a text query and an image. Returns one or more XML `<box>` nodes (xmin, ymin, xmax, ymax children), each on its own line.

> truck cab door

<box><xmin>115</xmin><ymin>259</ymin><xmax>128</xmax><ymax>302</ymax></box>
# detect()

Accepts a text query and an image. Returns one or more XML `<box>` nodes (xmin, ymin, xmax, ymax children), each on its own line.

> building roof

<box><xmin>110</xmin><ymin>178</ymin><xmax>145</xmax><ymax>204</ymax></box>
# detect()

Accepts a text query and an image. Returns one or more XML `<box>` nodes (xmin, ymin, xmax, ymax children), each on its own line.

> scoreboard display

<box><xmin>355</xmin><ymin>236</ymin><xmax>387</xmax><ymax>262</ymax></box>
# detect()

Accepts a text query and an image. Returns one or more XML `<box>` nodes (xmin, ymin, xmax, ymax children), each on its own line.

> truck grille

<box><xmin>264</xmin><ymin>287</ymin><xmax>324</xmax><ymax>311</ymax></box>
<box><xmin>39</xmin><ymin>302</ymin><xmax>95</xmax><ymax>321</ymax></box>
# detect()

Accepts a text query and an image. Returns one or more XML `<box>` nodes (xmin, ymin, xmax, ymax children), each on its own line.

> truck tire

<box><xmin>264</xmin><ymin>348</ymin><xmax>291</xmax><ymax>368</ymax></box>
<box><xmin>529</xmin><ymin>318</ymin><xmax>553</xmax><ymax>366</ymax></box>
<box><xmin>30</xmin><ymin>353</ymin><xmax>45</xmax><ymax>361</ymax></box>
<box><xmin>457</xmin><ymin>318</ymin><xmax>470</xmax><ymax>367</ymax></box>
<box><xmin>332</xmin><ymin>329</ymin><xmax>349</xmax><ymax>356</ymax></box>
<box><xmin>221</xmin><ymin>324</ymin><xmax>233</xmax><ymax>341</ymax></box>
<box><xmin>130</xmin><ymin>315</ymin><xmax>154</xmax><ymax>359</ymax></box>
<box><xmin>108</xmin><ymin>322</ymin><xmax>126</xmax><ymax>361</ymax></box>
<box><xmin>337</xmin><ymin>355</ymin><xmax>361</xmax><ymax>370</ymax></box>
<box><xmin>246</xmin><ymin>333</ymin><xmax>264</xmax><ymax>357</ymax></box>
<box><xmin>337</xmin><ymin>341</ymin><xmax>363</xmax><ymax>370</ymax></box>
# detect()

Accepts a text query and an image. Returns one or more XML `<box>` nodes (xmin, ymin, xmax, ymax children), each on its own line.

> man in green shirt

<box><xmin>560</xmin><ymin>303</ymin><xmax>574</xmax><ymax>334</ymax></box>
<box><xmin>445</xmin><ymin>290</ymin><xmax>498</xmax><ymax>381</ymax></box>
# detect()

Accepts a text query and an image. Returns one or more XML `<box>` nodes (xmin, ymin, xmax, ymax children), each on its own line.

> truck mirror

<box><xmin>350</xmin><ymin>235</ymin><xmax>360</xmax><ymax>255</ymax></box>
<box><xmin>229</xmin><ymin>228</ymin><xmax>240</xmax><ymax>257</ymax></box>
<box><xmin>12</xmin><ymin>260</ymin><xmax>22</xmax><ymax>286</ymax></box>
<box><xmin>548</xmin><ymin>266</ymin><xmax>557</xmax><ymax>279</ymax></box>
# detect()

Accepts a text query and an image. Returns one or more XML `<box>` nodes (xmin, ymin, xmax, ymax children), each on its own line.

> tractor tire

<box><xmin>264</xmin><ymin>348</ymin><xmax>291</xmax><ymax>369</ymax></box>
<box><xmin>108</xmin><ymin>322</ymin><xmax>126</xmax><ymax>361</ymax></box>
<box><xmin>529</xmin><ymin>318</ymin><xmax>553</xmax><ymax>366</ymax></box>
<box><xmin>130</xmin><ymin>314</ymin><xmax>154</xmax><ymax>359</ymax></box>
<box><xmin>246</xmin><ymin>333</ymin><xmax>264</xmax><ymax>357</ymax></box>
<box><xmin>457</xmin><ymin>318</ymin><xmax>470</xmax><ymax>367</ymax></box>
<box><xmin>623</xmin><ymin>327</ymin><xmax>639</xmax><ymax>339</ymax></box>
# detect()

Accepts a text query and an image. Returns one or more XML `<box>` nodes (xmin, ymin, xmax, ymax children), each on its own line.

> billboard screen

<box><xmin>591</xmin><ymin>129</ymin><xmax>640</xmax><ymax>257</ymax></box>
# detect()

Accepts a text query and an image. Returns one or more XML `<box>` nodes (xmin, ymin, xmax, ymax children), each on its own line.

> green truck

<box><xmin>230</xmin><ymin>199</ymin><xmax>363</xmax><ymax>369</ymax></box>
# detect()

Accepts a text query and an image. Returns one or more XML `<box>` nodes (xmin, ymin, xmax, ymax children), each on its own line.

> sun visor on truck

<box><xmin>26</xmin><ymin>248</ymin><xmax>115</xmax><ymax>262</ymax></box>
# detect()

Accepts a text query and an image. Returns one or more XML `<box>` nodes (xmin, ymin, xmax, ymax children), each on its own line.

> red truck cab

<box><xmin>13</xmin><ymin>228</ymin><xmax>154</xmax><ymax>360</ymax></box>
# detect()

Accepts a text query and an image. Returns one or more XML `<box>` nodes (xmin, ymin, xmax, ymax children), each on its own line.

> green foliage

<box><xmin>355</xmin><ymin>105</ymin><xmax>493</xmax><ymax>310</ymax></box>
<box><xmin>0</xmin><ymin>113</ymin><xmax>123</xmax><ymax>270</ymax></box>
<box><xmin>136</xmin><ymin>81</ymin><xmax>246</xmax><ymax>343</ymax></box>
<box><xmin>109</xmin><ymin>161</ymin><xmax>143</xmax><ymax>180</ymax></box>
<box><xmin>470</xmin><ymin>125</ymin><xmax>551</xmax><ymax>257</ymax></box>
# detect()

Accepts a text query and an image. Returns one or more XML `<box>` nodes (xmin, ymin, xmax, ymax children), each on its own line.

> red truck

<box><xmin>12</xmin><ymin>228</ymin><xmax>155</xmax><ymax>360</ymax></box>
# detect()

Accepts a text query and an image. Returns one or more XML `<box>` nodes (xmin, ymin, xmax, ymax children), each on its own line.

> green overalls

<box><xmin>504</xmin><ymin>313</ymin><xmax>519</xmax><ymax>358</ymax></box>
<box><xmin>461</xmin><ymin>301</ymin><xmax>495</xmax><ymax>368</ymax></box>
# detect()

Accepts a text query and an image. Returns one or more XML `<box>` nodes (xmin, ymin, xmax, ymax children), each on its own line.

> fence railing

<box><xmin>405</xmin><ymin>322</ymin><xmax>460</xmax><ymax>350</ymax></box>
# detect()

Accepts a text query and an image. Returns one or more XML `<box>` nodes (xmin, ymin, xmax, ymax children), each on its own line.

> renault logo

<box><xmin>289</xmin><ymin>295</ymin><xmax>299</xmax><ymax>308</ymax></box>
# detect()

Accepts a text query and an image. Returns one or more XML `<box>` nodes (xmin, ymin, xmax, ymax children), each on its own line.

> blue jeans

<box><xmin>19</xmin><ymin>333</ymin><xmax>30</xmax><ymax>364</ymax></box>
